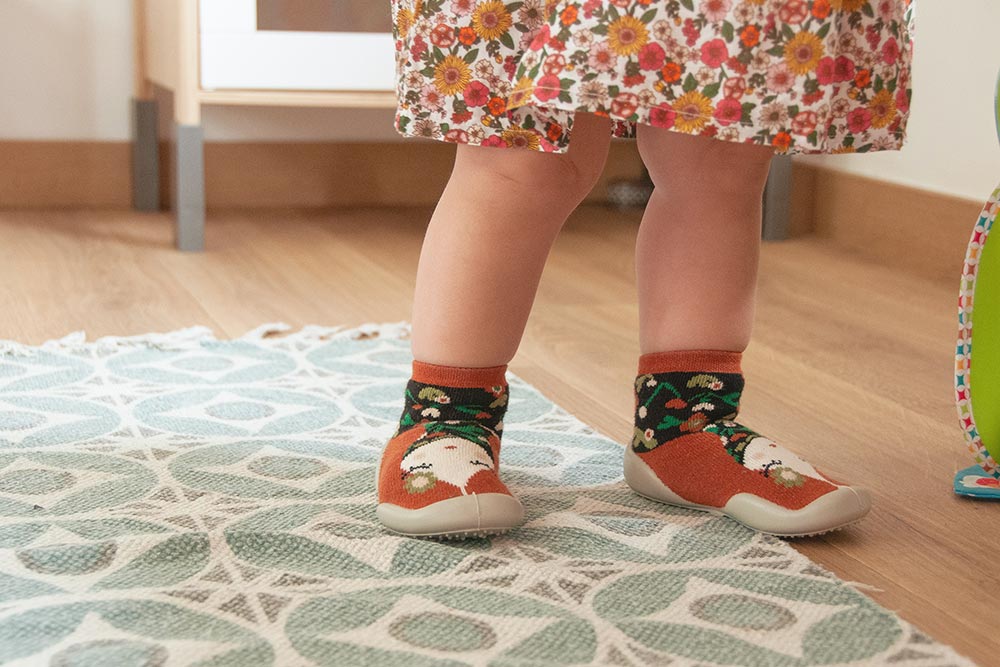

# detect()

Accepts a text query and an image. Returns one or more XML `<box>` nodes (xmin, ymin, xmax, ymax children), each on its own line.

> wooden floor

<box><xmin>1</xmin><ymin>206</ymin><xmax>996</xmax><ymax>665</ymax></box>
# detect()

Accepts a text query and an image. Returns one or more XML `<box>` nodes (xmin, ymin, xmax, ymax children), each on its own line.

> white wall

<box><xmin>0</xmin><ymin>0</ymin><xmax>397</xmax><ymax>142</ymax></box>
<box><xmin>797</xmin><ymin>0</ymin><xmax>1000</xmax><ymax>201</ymax></box>
<box><xmin>1</xmin><ymin>0</ymin><xmax>997</xmax><ymax>200</ymax></box>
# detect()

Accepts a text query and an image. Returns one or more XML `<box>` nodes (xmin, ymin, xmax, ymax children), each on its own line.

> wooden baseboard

<box><xmin>789</xmin><ymin>163</ymin><xmax>984</xmax><ymax>283</ymax></box>
<box><xmin>0</xmin><ymin>140</ymin><xmax>644</xmax><ymax>210</ymax></box>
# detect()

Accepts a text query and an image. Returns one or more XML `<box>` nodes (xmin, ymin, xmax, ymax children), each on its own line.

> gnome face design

<box><xmin>400</xmin><ymin>437</ymin><xmax>495</xmax><ymax>494</ymax></box>
<box><xmin>741</xmin><ymin>436</ymin><xmax>821</xmax><ymax>479</ymax></box>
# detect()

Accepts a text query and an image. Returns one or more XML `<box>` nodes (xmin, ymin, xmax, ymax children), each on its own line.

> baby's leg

<box><xmin>377</xmin><ymin>113</ymin><xmax>611</xmax><ymax>538</ymax></box>
<box><xmin>624</xmin><ymin>127</ymin><xmax>872</xmax><ymax>537</ymax></box>
<box><xmin>411</xmin><ymin>112</ymin><xmax>613</xmax><ymax>367</ymax></box>
<box><xmin>635</xmin><ymin>127</ymin><xmax>773</xmax><ymax>354</ymax></box>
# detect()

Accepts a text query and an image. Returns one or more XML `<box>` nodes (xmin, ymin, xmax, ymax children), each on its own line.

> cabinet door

<box><xmin>199</xmin><ymin>0</ymin><xmax>395</xmax><ymax>91</ymax></box>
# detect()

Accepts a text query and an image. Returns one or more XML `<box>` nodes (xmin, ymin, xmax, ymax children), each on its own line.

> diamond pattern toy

<box><xmin>954</xmin><ymin>71</ymin><xmax>1000</xmax><ymax>499</ymax></box>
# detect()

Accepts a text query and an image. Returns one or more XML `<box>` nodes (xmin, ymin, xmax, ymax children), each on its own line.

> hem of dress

<box><xmin>508</xmin><ymin>87</ymin><xmax>911</xmax><ymax>156</ymax></box>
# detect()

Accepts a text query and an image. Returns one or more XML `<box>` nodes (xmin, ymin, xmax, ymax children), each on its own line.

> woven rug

<box><xmin>0</xmin><ymin>323</ymin><xmax>972</xmax><ymax>666</ymax></box>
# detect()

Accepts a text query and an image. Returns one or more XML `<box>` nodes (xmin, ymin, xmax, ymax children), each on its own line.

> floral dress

<box><xmin>391</xmin><ymin>0</ymin><xmax>914</xmax><ymax>154</ymax></box>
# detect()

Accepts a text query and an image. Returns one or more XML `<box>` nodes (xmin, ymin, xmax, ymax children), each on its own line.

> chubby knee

<box><xmin>638</xmin><ymin>126</ymin><xmax>773</xmax><ymax>196</ymax></box>
<box><xmin>454</xmin><ymin>140</ymin><xmax>606</xmax><ymax>204</ymax></box>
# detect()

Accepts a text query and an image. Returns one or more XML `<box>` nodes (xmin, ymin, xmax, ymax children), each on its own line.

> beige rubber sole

<box><xmin>377</xmin><ymin>493</ymin><xmax>525</xmax><ymax>539</ymax></box>
<box><xmin>623</xmin><ymin>446</ymin><xmax>872</xmax><ymax>538</ymax></box>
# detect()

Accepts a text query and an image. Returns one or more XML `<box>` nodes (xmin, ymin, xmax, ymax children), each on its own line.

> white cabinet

<box><xmin>133</xmin><ymin>0</ymin><xmax>398</xmax><ymax>250</ymax></box>
<box><xmin>199</xmin><ymin>0</ymin><xmax>395</xmax><ymax>91</ymax></box>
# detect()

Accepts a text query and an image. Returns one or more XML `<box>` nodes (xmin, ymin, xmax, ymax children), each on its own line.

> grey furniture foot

<box><xmin>131</xmin><ymin>98</ymin><xmax>160</xmax><ymax>212</ymax></box>
<box><xmin>762</xmin><ymin>155</ymin><xmax>792</xmax><ymax>241</ymax></box>
<box><xmin>172</xmin><ymin>123</ymin><xmax>205</xmax><ymax>251</ymax></box>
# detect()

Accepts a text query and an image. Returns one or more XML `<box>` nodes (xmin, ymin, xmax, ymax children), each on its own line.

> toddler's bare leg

<box><xmin>411</xmin><ymin>113</ymin><xmax>612</xmax><ymax>367</ymax></box>
<box><xmin>635</xmin><ymin>127</ymin><xmax>774</xmax><ymax>353</ymax></box>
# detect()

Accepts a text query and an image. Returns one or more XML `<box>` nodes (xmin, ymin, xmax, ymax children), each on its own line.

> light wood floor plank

<box><xmin>0</xmin><ymin>206</ymin><xmax>995</xmax><ymax>665</ymax></box>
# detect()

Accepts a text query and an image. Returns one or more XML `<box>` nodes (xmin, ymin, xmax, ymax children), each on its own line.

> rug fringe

<box><xmin>0</xmin><ymin>321</ymin><xmax>412</xmax><ymax>356</ymax></box>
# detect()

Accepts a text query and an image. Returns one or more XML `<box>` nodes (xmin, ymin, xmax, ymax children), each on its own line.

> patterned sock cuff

<box><xmin>638</xmin><ymin>350</ymin><xmax>743</xmax><ymax>375</ymax></box>
<box><xmin>411</xmin><ymin>360</ymin><xmax>508</xmax><ymax>388</ymax></box>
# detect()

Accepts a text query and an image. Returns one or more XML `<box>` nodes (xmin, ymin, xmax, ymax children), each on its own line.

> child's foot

<box><xmin>376</xmin><ymin>361</ymin><xmax>523</xmax><ymax>538</ymax></box>
<box><xmin>624</xmin><ymin>350</ymin><xmax>871</xmax><ymax>537</ymax></box>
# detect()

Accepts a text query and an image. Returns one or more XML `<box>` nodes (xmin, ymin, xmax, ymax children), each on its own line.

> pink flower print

<box><xmin>650</xmin><ymin>104</ymin><xmax>678</xmax><ymax>130</ymax></box>
<box><xmin>765</xmin><ymin>63</ymin><xmax>795</xmax><ymax>93</ymax></box>
<box><xmin>529</xmin><ymin>24</ymin><xmax>550</xmax><ymax>51</ymax></box>
<box><xmin>723</xmin><ymin>76</ymin><xmax>746</xmax><ymax>99</ymax></box>
<box><xmin>682</xmin><ymin>18</ymin><xmax>699</xmax><ymax>47</ymax></box>
<box><xmin>534</xmin><ymin>74</ymin><xmax>562</xmax><ymax>102</ymax></box>
<box><xmin>463</xmin><ymin>81</ymin><xmax>490</xmax><ymax>107</ymax></box>
<box><xmin>881</xmin><ymin>37</ymin><xmax>900</xmax><ymax>65</ymax></box>
<box><xmin>430</xmin><ymin>23</ymin><xmax>456</xmax><ymax>48</ymax></box>
<box><xmin>588</xmin><ymin>42</ymin><xmax>618</xmax><ymax>72</ymax></box>
<box><xmin>700</xmin><ymin>39</ymin><xmax>729</xmax><ymax>68</ymax></box>
<box><xmin>816</xmin><ymin>57</ymin><xmax>836</xmax><ymax>85</ymax></box>
<box><xmin>543</xmin><ymin>54</ymin><xmax>567</xmax><ymax>76</ymax></box>
<box><xmin>791</xmin><ymin>110</ymin><xmax>818</xmax><ymax>136</ymax></box>
<box><xmin>410</xmin><ymin>35</ymin><xmax>428</xmax><ymax>60</ymax></box>
<box><xmin>778</xmin><ymin>0</ymin><xmax>809</xmax><ymax>25</ymax></box>
<box><xmin>420</xmin><ymin>86</ymin><xmax>446</xmax><ymax>111</ymax></box>
<box><xmin>847</xmin><ymin>107</ymin><xmax>872</xmax><ymax>133</ymax></box>
<box><xmin>611</xmin><ymin>92</ymin><xmax>639</xmax><ymax>118</ymax></box>
<box><xmin>638</xmin><ymin>43</ymin><xmax>666</xmax><ymax>71</ymax></box>
<box><xmin>481</xmin><ymin>135</ymin><xmax>506</xmax><ymax>148</ymax></box>
<box><xmin>444</xmin><ymin>129</ymin><xmax>469</xmax><ymax>143</ymax></box>
<box><xmin>699</xmin><ymin>0</ymin><xmax>732</xmax><ymax>22</ymax></box>
<box><xmin>895</xmin><ymin>87</ymin><xmax>910</xmax><ymax>114</ymax></box>
<box><xmin>450</xmin><ymin>0</ymin><xmax>474</xmax><ymax>15</ymax></box>
<box><xmin>713</xmin><ymin>98</ymin><xmax>743</xmax><ymax>126</ymax></box>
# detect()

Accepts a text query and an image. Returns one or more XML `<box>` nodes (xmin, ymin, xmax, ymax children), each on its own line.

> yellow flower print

<box><xmin>784</xmin><ymin>31</ymin><xmax>825</xmax><ymax>75</ymax></box>
<box><xmin>433</xmin><ymin>55</ymin><xmax>472</xmax><ymax>95</ymax></box>
<box><xmin>673</xmin><ymin>91</ymin><xmax>714</xmax><ymax>133</ymax></box>
<box><xmin>607</xmin><ymin>16</ymin><xmax>649</xmax><ymax>56</ymax></box>
<box><xmin>868</xmin><ymin>89</ymin><xmax>897</xmax><ymax>128</ymax></box>
<box><xmin>472</xmin><ymin>1</ymin><xmax>513</xmax><ymax>41</ymax></box>
<box><xmin>395</xmin><ymin>7</ymin><xmax>414</xmax><ymax>38</ymax></box>
<box><xmin>502</xmin><ymin>127</ymin><xmax>541</xmax><ymax>150</ymax></box>
<box><xmin>831</xmin><ymin>0</ymin><xmax>867</xmax><ymax>10</ymax></box>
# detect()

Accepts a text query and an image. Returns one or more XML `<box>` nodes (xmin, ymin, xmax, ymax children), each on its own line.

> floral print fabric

<box><xmin>391</xmin><ymin>0</ymin><xmax>915</xmax><ymax>154</ymax></box>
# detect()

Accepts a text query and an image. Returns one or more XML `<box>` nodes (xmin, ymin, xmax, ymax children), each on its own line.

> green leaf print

<box><xmin>683</xmin><ymin>73</ymin><xmax>698</xmax><ymax>93</ymax></box>
<box><xmin>721</xmin><ymin>21</ymin><xmax>734</xmax><ymax>42</ymax></box>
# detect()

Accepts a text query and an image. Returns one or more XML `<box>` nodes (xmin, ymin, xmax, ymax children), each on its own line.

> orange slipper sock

<box><xmin>376</xmin><ymin>360</ymin><xmax>524</xmax><ymax>538</ymax></box>
<box><xmin>624</xmin><ymin>350</ymin><xmax>871</xmax><ymax>537</ymax></box>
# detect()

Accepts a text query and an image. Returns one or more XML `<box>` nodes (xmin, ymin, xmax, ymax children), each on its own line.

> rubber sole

<box><xmin>623</xmin><ymin>446</ymin><xmax>872</xmax><ymax>538</ymax></box>
<box><xmin>377</xmin><ymin>493</ymin><xmax>525</xmax><ymax>539</ymax></box>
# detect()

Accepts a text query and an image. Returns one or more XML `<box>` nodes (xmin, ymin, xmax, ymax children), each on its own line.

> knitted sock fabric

<box><xmin>377</xmin><ymin>361</ymin><xmax>513</xmax><ymax>509</ymax></box>
<box><xmin>632</xmin><ymin>350</ymin><xmax>841</xmax><ymax>510</ymax></box>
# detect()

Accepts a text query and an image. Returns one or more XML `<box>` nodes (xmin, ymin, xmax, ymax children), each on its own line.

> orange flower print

<box><xmin>560</xmin><ymin>5</ymin><xmax>578</xmax><ymax>26</ymax></box>
<box><xmin>772</xmin><ymin>131</ymin><xmax>793</xmax><ymax>152</ymax></box>
<box><xmin>812</xmin><ymin>0</ymin><xmax>832</xmax><ymax>19</ymax></box>
<box><xmin>740</xmin><ymin>25</ymin><xmax>760</xmax><ymax>48</ymax></box>
<box><xmin>660</xmin><ymin>61</ymin><xmax>683</xmax><ymax>83</ymax></box>
<box><xmin>488</xmin><ymin>96</ymin><xmax>507</xmax><ymax>116</ymax></box>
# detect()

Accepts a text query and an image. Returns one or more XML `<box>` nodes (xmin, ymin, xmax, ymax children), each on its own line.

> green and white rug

<box><xmin>0</xmin><ymin>324</ymin><xmax>973</xmax><ymax>666</ymax></box>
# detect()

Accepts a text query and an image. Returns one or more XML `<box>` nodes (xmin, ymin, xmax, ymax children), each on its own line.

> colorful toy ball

<box><xmin>954</xmin><ymin>71</ymin><xmax>1000</xmax><ymax>499</ymax></box>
